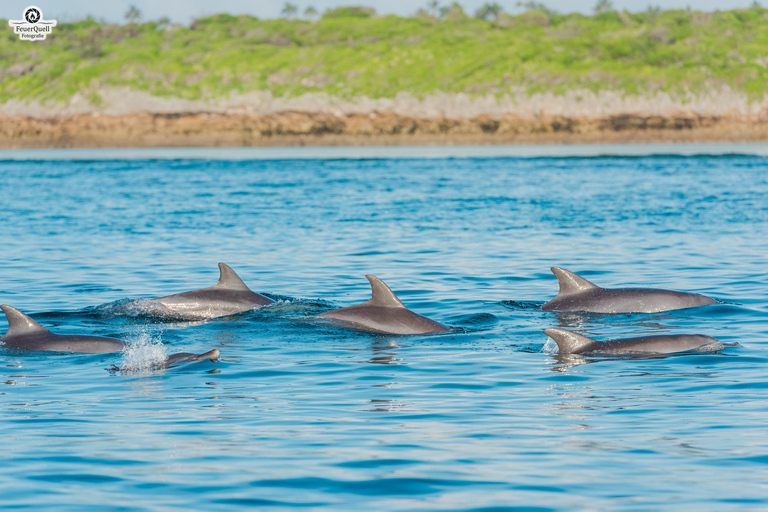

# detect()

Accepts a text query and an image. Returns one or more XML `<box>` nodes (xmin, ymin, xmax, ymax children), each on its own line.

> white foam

<box><xmin>119</xmin><ymin>331</ymin><xmax>168</xmax><ymax>373</ymax></box>
<box><xmin>541</xmin><ymin>338</ymin><xmax>559</xmax><ymax>354</ymax></box>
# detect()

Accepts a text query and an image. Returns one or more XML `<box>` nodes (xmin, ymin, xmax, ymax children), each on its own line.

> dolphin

<box><xmin>148</xmin><ymin>262</ymin><xmax>273</xmax><ymax>319</ymax></box>
<box><xmin>318</xmin><ymin>275</ymin><xmax>449</xmax><ymax>335</ymax></box>
<box><xmin>1</xmin><ymin>305</ymin><xmax>220</xmax><ymax>364</ymax></box>
<box><xmin>541</xmin><ymin>267</ymin><xmax>716</xmax><ymax>313</ymax></box>
<box><xmin>544</xmin><ymin>327</ymin><xmax>726</xmax><ymax>355</ymax></box>
<box><xmin>164</xmin><ymin>349</ymin><xmax>220</xmax><ymax>368</ymax></box>
<box><xmin>1</xmin><ymin>305</ymin><xmax>125</xmax><ymax>354</ymax></box>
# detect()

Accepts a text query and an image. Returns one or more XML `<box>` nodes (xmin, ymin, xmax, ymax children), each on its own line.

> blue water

<box><xmin>1</xmin><ymin>147</ymin><xmax>767</xmax><ymax>510</ymax></box>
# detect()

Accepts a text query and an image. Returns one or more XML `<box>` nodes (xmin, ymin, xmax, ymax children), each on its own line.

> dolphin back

<box><xmin>213</xmin><ymin>263</ymin><xmax>251</xmax><ymax>291</ymax></box>
<box><xmin>1</xmin><ymin>304</ymin><xmax>50</xmax><ymax>338</ymax></box>
<box><xmin>319</xmin><ymin>275</ymin><xmax>448</xmax><ymax>335</ymax></box>
<box><xmin>544</xmin><ymin>328</ymin><xmax>597</xmax><ymax>354</ymax></box>
<box><xmin>542</xmin><ymin>267</ymin><xmax>716</xmax><ymax>313</ymax></box>
<box><xmin>149</xmin><ymin>263</ymin><xmax>273</xmax><ymax>318</ymax></box>
<box><xmin>364</xmin><ymin>275</ymin><xmax>405</xmax><ymax>307</ymax></box>
<box><xmin>542</xmin><ymin>268</ymin><xmax>601</xmax><ymax>310</ymax></box>
<box><xmin>551</xmin><ymin>268</ymin><xmax>600</xmax><ymax>297</ymax></box>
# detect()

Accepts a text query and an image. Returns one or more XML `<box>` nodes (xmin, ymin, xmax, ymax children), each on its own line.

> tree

<box><xmin>427</xmin><ymin>0</ymin><xmax>440</xmax><ymax>17</ymax></box>
<box><xmin>304</xmin><ymin>6</ymin><xmax>318</xmax><ymax>20</ymax></box>
<box><xmin>594</xmin><ymin>0</ymin><xmax>614</xmax><ymax>13</ymax></box>
<box><xmin>440</xmin><ymin>2</ymin><xmax>465</xmax><ymax>19</ymax></box>
<box><xmin>475</xmin><ymin>2</ymin><xmax>502</xmax><ymax>20</ymax></box>
<box><xmin>322</xmin><ymin>6</ymin><xmax>376</xmax><ymax>19</ymax></box>
<box><xmin>645</xmin><ymin>4</ymin><xmax>661</xmax><ymax>24</ymax></box>
<box><xmin>281</xmin><ymin>2</ymin><xmax>298</xmax><ymax>18</ymax></box>
<box><xmin>516</xmin><ymin>1</ymin><xmax>557</xmax><ymax>16</ymax></box>
<box><xmin>125</xmin><ymin>5</ymin><xmax>141</xmax><ymax>24</ymax></box>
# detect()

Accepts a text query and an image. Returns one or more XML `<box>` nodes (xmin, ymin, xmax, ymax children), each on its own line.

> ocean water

<box><xmin>1</xmin><ymin>146</ymin><xmax>766</xmax><ymax>511</ymax></box>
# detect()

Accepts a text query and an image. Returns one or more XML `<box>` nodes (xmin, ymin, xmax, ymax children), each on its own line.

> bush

<box><xmin>322</xmin><ymin>6</ymin><xmax>376</xmax><ymax>19</ymax></box>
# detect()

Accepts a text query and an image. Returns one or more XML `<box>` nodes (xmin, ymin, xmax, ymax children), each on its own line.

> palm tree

<box><xmin>304</xmin><ymin>6</ymin><xmax>318</xmax><ymax>20</ymax></box>
<box><xmin>125</xmin><ymin>5</ymin><xmax>141</xmax><ymax>24</ymax></box>
<box><xmin>440</xmin><ymin>2</ymin><xmax>465</xmax><ymax>18</ymax></box>
<box><xmin>475</xmin><ymin>2</ymin><xmax>502</xmax><ymax>20</ymax></box>
<box><xmin>281</xmin><ymin>2</ymin><xmax>299</xmax><ymax>19</ymax></box>
<box><xmin>594</xmin><ymin>0</ymin><xmax>614</xmax><ymax>13</ymax></box>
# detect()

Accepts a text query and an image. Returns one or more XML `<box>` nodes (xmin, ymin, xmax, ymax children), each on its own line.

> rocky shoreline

<box><xmin>2</xmin><ymin>110</ymin><xmax>768</xmax><ymax>148</ymax></box>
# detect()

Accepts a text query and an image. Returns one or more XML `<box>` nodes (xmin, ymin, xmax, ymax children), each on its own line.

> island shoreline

<box><xmin>3</xmin><ymin>111</ymin><xmax>768</xmax><ymax>149</ymax></box>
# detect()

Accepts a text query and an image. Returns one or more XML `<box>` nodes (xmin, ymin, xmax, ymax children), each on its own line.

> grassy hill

<box><xmin>2</xmin><ymin>5</ymin><xmax>768</xmax><ymax>106</ymax></box>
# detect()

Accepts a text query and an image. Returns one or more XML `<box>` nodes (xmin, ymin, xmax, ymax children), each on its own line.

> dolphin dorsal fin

<box><xmin>551</xmin><ymin>267</ymin><xmax>599</xmax><ymax>297</ymax></box>
<box><xmin>544</xmin><ymin>328</ymin><xmax>596</xmax><ymax>354</ymax></box>
<box><xmin>365</xmin><ymin>275</ymin><xmax>405</xmax><ymax>308</ymax></box>
<box><xmin>1</xmin><ymin>305</ymin><xmax>50</xmax><ymax>337</ymax></box>
<box><xmin>213</xmin><ymin>263</ymin><xmax>251</xmax><ymax>291</ymax></box>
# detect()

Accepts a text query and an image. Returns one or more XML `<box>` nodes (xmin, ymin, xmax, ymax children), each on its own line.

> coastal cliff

<box><xmin>3</xmin><ymin>109</ymin><xmax>767</xmax><ymax>148</ymax></box>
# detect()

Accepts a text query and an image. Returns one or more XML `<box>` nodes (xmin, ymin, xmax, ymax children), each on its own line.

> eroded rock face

<box><xmin>1</xmin><ymin>110</ymin><xmax>765</xmax><ymax>148</ymax></box>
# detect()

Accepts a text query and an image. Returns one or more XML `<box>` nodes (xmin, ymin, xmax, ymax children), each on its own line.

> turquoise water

<box><xmin>1</xmin><ymin>147</ymin><xmax>767</xmax><ymax>510</ymax></box>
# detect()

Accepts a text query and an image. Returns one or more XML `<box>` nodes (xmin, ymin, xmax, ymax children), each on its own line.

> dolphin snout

<box><xmin>201</xmin><ymin>349</ymin><xmax>220</xmax><ymax>362</ymax></box>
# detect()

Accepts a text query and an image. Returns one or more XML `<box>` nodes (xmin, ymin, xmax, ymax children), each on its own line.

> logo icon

<box><xmin>8</xmin><ymin>6</ymin><xmax>57</xmax><ymax>41</ymax></box>
<box><xmin>25</xmin><ymin>7</ymin><xmax>41</xmax><ymax>23</ymax></box>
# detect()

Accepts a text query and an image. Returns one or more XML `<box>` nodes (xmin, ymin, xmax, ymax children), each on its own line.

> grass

<box><xmin>2</xmin><ymin>6</ymin><xmax>768</xmax><ymax>104</ymax></box>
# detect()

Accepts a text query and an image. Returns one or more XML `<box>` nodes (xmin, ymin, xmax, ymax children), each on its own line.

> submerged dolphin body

<box><xmin>318</xmin><ymin>275</ymin><xmax>449</xmax><ymax>335</ymax></box>
<box><xmin>149</xmin><ymin>262</ymin><xmax>273</xmax><ymax>319</ymax></box>
<box><xmin>541</xmin><ymin>267</ymin><xmax>716</xmax><ymax>314</ymax></box>
<box><xmin>544</xmin><ymin>327</ymin><xmax>725</xmax><ymax>355</ymax></box>
<box><xmin>0</xmin><ymin>305</ymin><xmax>220</xmax><ymax>365</ymax></box>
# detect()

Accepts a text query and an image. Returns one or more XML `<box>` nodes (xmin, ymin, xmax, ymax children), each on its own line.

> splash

<box><xmin>541</xmin><ymin>337</ymin><xmax>559</xmax><ymax>354</ymax></box>
<box><xmin>118</xmin><ymin>331</ymin><xmax>168</xmax><ymax>373</ymax></box>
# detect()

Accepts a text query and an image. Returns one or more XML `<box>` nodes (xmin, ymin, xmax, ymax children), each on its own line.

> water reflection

<box><xmin>548</xmin><ymin>353</ymin><xmax>594</xmax><ymax>372</ymax></box>
<box><xmin>551</xmin><ymin>310</ymin><xmax>680</xmax><ymax>330</ymax></box>
<box><xmin>368</xmin><ymin>338</ymin><xmax>404</xmax><ymax>365</ymax></box>
<box><xmin>369</xmin><ymin>398</ymin><xmax>406</xmax><ymax>412</ymax></box>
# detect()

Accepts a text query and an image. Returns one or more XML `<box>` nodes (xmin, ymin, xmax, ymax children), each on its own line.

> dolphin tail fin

<box><xmin>551</xmin><ymin>267</ymin><xmax>600</xmax><ymax>298</ymax></box>
<box><xmin>365</xmin><ymin>275</ymin><xmax>406</xmax><ymax>308</ymax></box>
<box><xmin>213</xmin><ymin>263</ymin><xmax>251</xmax><ymax>291</ymax></box>
<box><xmin>544</xmin><ymin>328</ymin><xmax>596</xmax><ymax>354</ymax></box>
<box><xmin>1</xmin><ymin>305</ymin><xmax>50</xmax><ymax>337</ymax></box>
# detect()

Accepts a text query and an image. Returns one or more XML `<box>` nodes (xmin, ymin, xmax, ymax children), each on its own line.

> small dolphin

<box><xmin>149</xmin><ymin>262</ymin><xmax>273</xmax><ymax>319</ymax></box>
<box><xmin>1</xmin><ymin>305</ymin><xmax>220</xmax><ymax>364</ymax></box>
<box><xmin>544</xmin><ymin>327</ymin><xmax>726</xmax><ymax>355</ymax></box>
<box><xmin>541</xmin><ymin>267</ymin><xmax>715</xmax><ymax>313</ymax></box>
<box><xmin>165</xmin><ymin>349</ymin><xmax>220</xmax><ymax>368</ymax></box>
<box><xmin>318</xmin><ymin>275</ymin><xmax>449</xmax><ymax>335</ymax></box>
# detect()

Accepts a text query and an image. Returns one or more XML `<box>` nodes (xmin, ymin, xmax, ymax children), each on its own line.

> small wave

<box><xmin>254</xmin><ymin>298</ymin><xmax>337</xmax><ymax>319</ymax></box>
<box><xmin>93</xmin><ymin>298</ymin><xmax>245</xmax><ymax>322</ymax></box>
<box><xmin>693</xmin><ymin>341</ymin><xmax>728</xmax><ymax>352</ymax></box>
<box><xmin>124</xmin><ymin>298</ymin><xmax>176</xmax><ymax>318</ymax></box>
<box><xmin>90</xmin><ymin>298</ymin><xmax>169</xmax><ymax>319</ymax></box>
<box><xmin>451</xmin><ymin>313</ymin><xmax>498</xmax><ymax>327</ymax></box>
<box><xmin>499</xmin><ymin>300</ymin><xmax>545</xmax><ymax>311</ymax></box>
<box><xmin>88</xmin><ymin>298</ymin><xmax>136</xmax><ymax>316</ymax></box>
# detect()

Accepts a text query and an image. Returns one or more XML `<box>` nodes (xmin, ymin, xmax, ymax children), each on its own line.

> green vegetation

<box><xmin>2</xmin><ymin>4</ymin><xmax>768</xmax><ymax>104</ymax></box>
